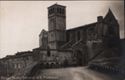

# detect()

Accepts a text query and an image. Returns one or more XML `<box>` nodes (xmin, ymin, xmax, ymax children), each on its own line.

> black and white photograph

<box><xmin>0</xmin><ymin>0</ymin><xmax>124</xmax><ymax>80</ymax></box>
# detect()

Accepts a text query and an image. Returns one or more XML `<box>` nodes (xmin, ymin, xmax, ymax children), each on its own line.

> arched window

<box><xmin>77</xmin><ymin>31</ymin><xmax>81</xmax><ymax>41</ymax></box>
<box><xmin>60</xmin><ymin>9</ymin><xmax>62</xmax><ymax>14</ymax></box>
<box><xmin>62</xmin><ymin>9</ymin><xmax>64</xmax><ymax>14</ymax></box>
<box><xmin>47</xmin><ymin>51</ymin><xmax>50</xmax><ymax>57</ymax></box>
<box><xmin>50</xmin><ymin>9</ymin><xmax>52</xmax><ymax>14</ymax></box>
<box><xmin>76</xmin><ymin>50</ymin><xmax>83</xmax><ymax>66</ymax></box>
<box><xmin>49</xmin><ymin>8</ymin><xmax>54</xmax><ymax>14</ymax></box>
<box><xmin>58</xmin><ymin>8</ymin><xmax>61</xmax><ymax>14</ymax></box>
<box><xmin>52</xmin><ymin>8</ymin><xmax>54</xmax><ymax>13</ymax></box>
<box><xmin>57</xmin><ymin>8</ymin><xmax>60</xmax><ymax>13</ymax></box>
<box><xmin>49</xmin><ymin>10</ymin><xmax>51</xmax><ymax>14</ymax></box>
<box><xmin>47</xmin><ymin>46</ymin><xmax>51</xmax><ymax>57</ymax></box>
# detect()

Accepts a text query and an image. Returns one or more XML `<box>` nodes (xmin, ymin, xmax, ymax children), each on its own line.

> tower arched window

<box><xmin>57</xmin><ymin>8</ymin><xmax>59</xmax><ymax>13</ymax></box>
<box><xmin>60</xmin><ymin>9</ymin><xmax>62</xmax><ymax>14</ymax></box>
<box><xmin>62</xmin><ymin>9</ymin><xmax>64</xmax><ymax>14</ymax></box>
<box><xmin>49</xmin><ymin>10</ymin><xmax>51</xmax><ymax>14</ymax></box>
<box><xmin>59</xmin><ymin>8</ymin><xmax>61</xmax><ymax>14</ymax></box>
<box><xmin>49</xmin><ymin>10</ymin><xmax>50</xmax><ymax>14</ymax></box>
<box><xmin>52</xmin><ymin>8</ymin><xmax>54</xmax><ymax>13</ymax></box>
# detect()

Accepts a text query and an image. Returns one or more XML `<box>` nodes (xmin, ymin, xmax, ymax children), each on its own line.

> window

<box><xmin>77</xmin><ymin>31</ymin><xmax>81</xmax><ymax>41</ymax></box>
<box><xmin>47</xmin><ymin>50</ymin><xmax>51</xmax><ymax>57</ymax></box>
<box><xmin>57</xmin><ymin>8</ymin><xmax>60</xmax><ymax>13</ymax></box>
<box><xmin>59</xmin><ymin>8</ymin><xmax>61</xmax><ymax>14</ymax></box>
<box><xmin>62</xmin><ymin>9</ymin><xmax>64</xmax><ymax>14</ymax></box>
<box><xmin>70</xmin><ymin>33</ymin><xmax>73</xmax><ymax>40</ymax></box>
<box><xmin>52</xmin><ymin>8</ymin><xmax>54</xmax><ymax>13</ymax></box>
<box><xmin>49</xmin><ymin>8</ymin><xmax>54</xmax><ymax>14</ymax></box>
<box><xmin>51</xmin><ymin>33</ymin><xmax>54</xmax><ymax>38</ymax></box>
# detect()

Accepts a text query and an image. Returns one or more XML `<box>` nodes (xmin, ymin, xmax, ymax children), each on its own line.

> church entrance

<box><xmin>76</xmin><ymin>50</ymin><xmax>87</xmax><ymax>66</ymax></box>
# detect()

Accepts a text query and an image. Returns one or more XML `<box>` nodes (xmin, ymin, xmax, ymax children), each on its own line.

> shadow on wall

<box><xmin>120</xmin><ymin>39</ymin><xmax>125</xmax><ymax>68</ymax></box>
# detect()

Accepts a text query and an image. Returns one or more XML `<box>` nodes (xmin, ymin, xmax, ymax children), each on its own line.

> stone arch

<box><xmin>76</xmin><ymin>50</ymin><xmax>83</xmax><ymax>66</ymax></box>
<box><xmin>63</xmin><ymin>58</ymin><xmax>68</xmax><ymax>67</ymax></box>
<box><xmin>45</xmin><ymin>63</ymin><xmax>50</xmax><ymax>68</ymax></box>
<box><xmin>76</xmin><ymin>50</ymin><xmax>87</xmax><ymax>66</ymax></box>
<box><xmin>56</xmin><ymin>62</ymin><xmax>59</xmax><ymax>68</ymax></box>
<box><xmin>50</xmin><ymin>63</ymin><xmax>55</xmax><ymax>68</ymax></box>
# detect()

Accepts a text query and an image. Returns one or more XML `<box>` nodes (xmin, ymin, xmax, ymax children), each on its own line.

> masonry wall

<box><xmin>33</xmin><ymin>49</ymin><xmax>75</xmax><ymax>66</ymax></box>
<box><xmin>0</xmin><ymin>52</ymin><xmax>34</xmax><ymax>76</ymax></box>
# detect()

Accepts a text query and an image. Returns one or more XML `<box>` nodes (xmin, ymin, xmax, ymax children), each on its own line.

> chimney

<box><xmin>97</xmin><ymin>16</ymin><xmax>103</xmax><ymax>22</ymax></box>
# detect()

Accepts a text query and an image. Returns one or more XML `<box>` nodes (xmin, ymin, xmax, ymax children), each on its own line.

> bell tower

<box><xmin>48</xmin><ymin>4</ymin><xmax>66</xmax><ymax>49</ymax></box>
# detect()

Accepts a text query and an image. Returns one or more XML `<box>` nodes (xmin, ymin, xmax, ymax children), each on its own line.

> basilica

<box><xmin>0</xmin><ymin>4</ymin><xmax>123</xmax><ymax>78</ymax></box>
<box><xmin>37</xmin><ymin>3</ymin><xmax>120</xmax><ymax>66</ymax></box>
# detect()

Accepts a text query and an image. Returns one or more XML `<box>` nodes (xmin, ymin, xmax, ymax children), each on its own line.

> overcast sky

<box><xmin>0</xmin><ymin>1</ymin><xmax>124</xmax><ymax>58</ymax></box>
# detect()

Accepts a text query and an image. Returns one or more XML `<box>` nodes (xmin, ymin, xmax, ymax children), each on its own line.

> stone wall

<box><xmin>0</xmin><ymin>51</ymin><xmax>34</xmax><ymax>76</ymax></box>
<box><xmin>33</xmin><ymin>48</ymin><xmax>75</xmax><ymax>67</ymax></box>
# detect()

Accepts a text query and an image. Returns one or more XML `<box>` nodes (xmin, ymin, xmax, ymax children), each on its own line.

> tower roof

<box><xmin>48</xmin><ymin>3</ymin><xmax>66</xmax><ymax>9</ymax></box>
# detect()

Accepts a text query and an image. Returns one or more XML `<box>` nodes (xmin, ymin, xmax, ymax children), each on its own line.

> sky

<box><xmin>0</xmin><ymin>1</ymin><xmax>124</xmax><ymax>58</ymax></box>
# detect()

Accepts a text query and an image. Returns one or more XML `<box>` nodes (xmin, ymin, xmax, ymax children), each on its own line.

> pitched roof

<box><xmin>66</xmin><ymin>22</ymin><xmax>97</xmax><ymax>32</ymax></box>
<box><xmin>39</xmin><ymin>29</ymin><xmax>48</xmax><ymax>36</ymax></box>
<box><xmin>48</xmin><ymin>3</ymin><xmax>66</xmax><ymax>9</ymax></box>
<box><xmin>104</xmin><ymin>8</ymin><xmax>117</xmax><ymax>22</ymax></box>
